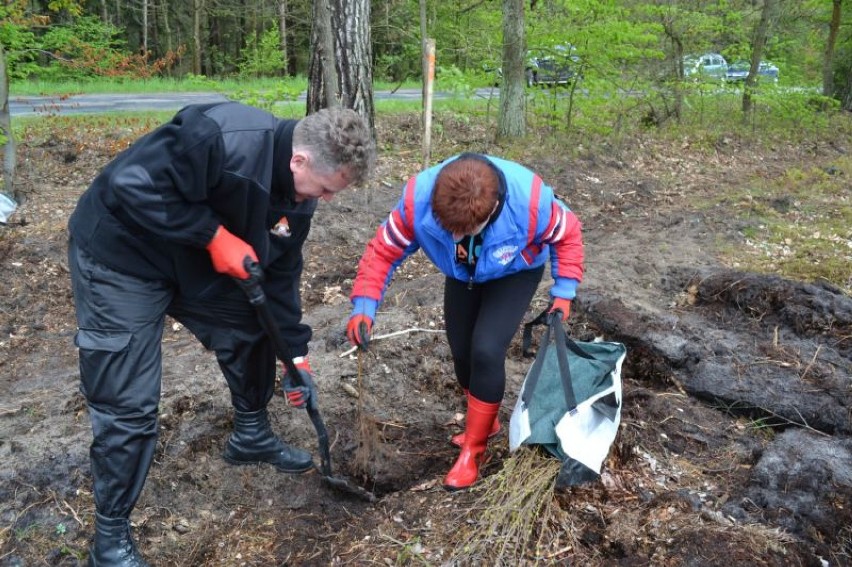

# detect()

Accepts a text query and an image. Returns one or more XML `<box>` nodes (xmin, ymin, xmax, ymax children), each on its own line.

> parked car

<box><xmin>683</xmin><ymin>53</ymin><xmax>728</xmax><ymax>80</ymax></box>
<box><xmin>492</xmin><ymin>45</ymin><xmax>581</xmax><ymax>88</ymax></box>
<box><xmin>725</xmin><ymin>60</ymin><xmax>780</xmax><ymax>83</ymax></box>
<box><xmin>525</xmin><ymin>45</ymin><xmax>580</xmax><ymax>87</ymax></box>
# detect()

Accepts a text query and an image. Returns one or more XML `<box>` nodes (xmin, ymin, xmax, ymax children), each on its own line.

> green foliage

<box><xmin>238</xmin><ymin>25</ymin><xmax>285</xmax><ymax>78</ymax></box>
<box><xmin>41</xmin><ymin>15</ymin><xmax>123</xmax><ymax>54</ymax></box>
<box><xmin>374</xmin><ymin>43</ymin><xmax>421</xmax><ymax>83</ymax></box>
<box><xmin>421</xmin><ymin>3</ymin><xmax>502</xmax><ymax>72</ymax></box>
<box><xmin>435</xmin><ymin>65</ymin><xmax>476</xmax><ymax>99</ymax></box>
<box><xmin>35</xmin><ymin>15</ymin><xmax>126</xmax><ymax>80</ymax></box>
<box><xmin>183</xmin><ymin>74</ymin><xmax>221</xmax><ymax>91</ymax></box>
<box><xmin>0</xmin><ymin>18</ymin><xmax>39</xmax><ymax>80</ymax></box>
<box><xmin>229</xmin><ymin>83</ymin><xmax>302</xmax><ymax>112</ymax></box>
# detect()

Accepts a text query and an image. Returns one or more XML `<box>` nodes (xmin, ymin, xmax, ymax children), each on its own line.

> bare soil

<box><xmin>1</xmin><ymin>113</ymin><xmax>850</xmax><ymax>566</ymax></box>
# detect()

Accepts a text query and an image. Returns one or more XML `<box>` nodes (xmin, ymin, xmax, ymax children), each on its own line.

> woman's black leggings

<box><xmin>443</xmin><ymin>266</ymin><xmax>544</xmax><ymax>404</ymax></box>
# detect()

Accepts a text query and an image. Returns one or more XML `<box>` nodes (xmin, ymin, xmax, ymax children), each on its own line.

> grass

<box><xmin>710</xmin><ymin>156</ymin><xmax>852</xmax><ymax>294</ymax></box>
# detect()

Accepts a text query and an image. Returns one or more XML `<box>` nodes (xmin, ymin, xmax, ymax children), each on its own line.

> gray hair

<box><xmin>293</xmin><ymin>107</ymin><xmax>376</xmax><ymax>186</ymax></box>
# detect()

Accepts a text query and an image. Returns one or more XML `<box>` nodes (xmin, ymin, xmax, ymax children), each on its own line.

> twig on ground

<box><xmin>339</xmin><ymin>327</ymin><xmax>445</xmax><ymax>357</ymax></box>
<box><xmin>799</xmin><ymin>345</ymin><xmax>821</xmax><ymax>381</ymax></box>
<box><xmin>62</xmin><ymin>499</ymin><xmax>85</xmax><ymax>528</ymax></box>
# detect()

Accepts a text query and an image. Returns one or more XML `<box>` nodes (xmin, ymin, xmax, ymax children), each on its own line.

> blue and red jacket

<box><xmin>350</xmin><ymin>154</ymin><xmax>584</xmax><ymax>320</ymax></box>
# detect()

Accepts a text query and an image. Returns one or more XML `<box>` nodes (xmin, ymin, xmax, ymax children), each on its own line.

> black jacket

<box><xmin>68</xmin><ymin>102</ymin><xmax>315</xmax><ymax>354</ymax></box>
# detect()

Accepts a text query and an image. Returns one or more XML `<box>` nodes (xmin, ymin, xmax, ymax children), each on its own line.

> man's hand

<box><xmin>281</xmin><ymin>356</ymin><xmax>313</xmax><ymax>409</ymax></box>
<box><xmin>346</xmin><ymin>314</ymin><xmax>373</xmax><ymax>350</ymax></box>
<box><xmin>549</xmin><ymin>298</ymin><xmax>572</xmax><ymax>322</ymax></box>
<box><xmin>206</xmin><ymin>225</ymin><xmax>258</xmax><ymax>280</ymax></box>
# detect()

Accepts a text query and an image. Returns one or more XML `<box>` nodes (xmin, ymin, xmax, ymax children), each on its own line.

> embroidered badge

<box><xmin>270</xmin><ymin>216</ymin><xmax>292</xmax><ymax>237</ymax></box>
<box><xmin>493</xmin><ymin>245</ymin><xmax>518</xmax><ymax>266</ymax></box>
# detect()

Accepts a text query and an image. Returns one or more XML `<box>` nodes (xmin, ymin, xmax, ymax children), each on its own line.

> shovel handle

<box><xmin>233</xmin><ymin>258</ymin><xmax>302</xmax><ymax>381</ymax></box>
<box><xmin>233</xmin><ymin>259</ymin><xmax>333</xmax><ymax>477</ymax></box>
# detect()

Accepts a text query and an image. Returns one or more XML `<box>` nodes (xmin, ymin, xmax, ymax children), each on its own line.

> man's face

<box><xmin>290</xmin><ymin>152</ymin><xmax>351</xmax><ymax>202</ymax></box>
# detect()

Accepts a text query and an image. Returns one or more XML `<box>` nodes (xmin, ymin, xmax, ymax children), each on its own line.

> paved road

<box><xmin>10</xmin><ymin>92</ymin><xmax>231</xmax><ymax>117</ymax></box>
<box><xmin>8</xmin><ymin>88</ymin><xmax>501</xmax><ymax>117</ymax></box>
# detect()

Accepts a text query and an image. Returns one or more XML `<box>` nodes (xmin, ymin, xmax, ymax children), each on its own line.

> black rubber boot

<box><xmin>223</xmin><ymin>408</ymin><xmax>313</xmax><ymax>473</ymax></box>
<box><xmin>88</xmin><ymin>513</ymin><xmax>149</xmax><ymax>567</ymax></box>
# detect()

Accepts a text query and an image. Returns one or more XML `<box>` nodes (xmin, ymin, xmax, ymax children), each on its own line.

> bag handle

<box><xmin>521</xmin><ymin>311</ymin><xmax>578</xmax><ymax>411</ymax></box>
<box><xmin>522</xmin><ymin>307</ymin><xmax>598</xmax><ymax>361</ymax></box>
<box><xmin>521</xmin><ymin>307</ymin><xmax>620</xmax><ymax>412</ymax></box>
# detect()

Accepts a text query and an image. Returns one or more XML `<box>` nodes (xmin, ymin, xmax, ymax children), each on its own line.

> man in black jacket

<box><xmin>68</xmin><ymin>102</ymin><xmax>375</xmax><ymax>567</ymax></box>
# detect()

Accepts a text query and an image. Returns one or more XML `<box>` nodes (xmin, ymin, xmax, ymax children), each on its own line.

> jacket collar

<box><xmin>271</xmin><ymin>119</ymin><xmax>297</xmax><ymax>203</ymax></box>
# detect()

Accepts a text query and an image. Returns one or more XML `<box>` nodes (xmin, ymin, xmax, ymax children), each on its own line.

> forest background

<box><xmin>1</xmin><ymin>1</ymin><xmax>851</xmax><ymax>116</ymax></box>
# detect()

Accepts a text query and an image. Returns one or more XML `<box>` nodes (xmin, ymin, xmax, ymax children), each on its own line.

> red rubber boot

<box><xmin>443</xmin><ymin>395</ymin><xmax>501</xmax><ymax>491</ymax></box>
<box><xmin>451</xmin><ymin>390</ymin><xmax>501</xmax><ymax>447</ymax></box>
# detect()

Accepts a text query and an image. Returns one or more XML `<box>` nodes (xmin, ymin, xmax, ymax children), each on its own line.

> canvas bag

<box><xmin>0</xmin><ymin>193</ymin><xmax>17</xmax><ymax>224</ymax></box>
<box><xmin>509</xmin><ymin>310</ymin><xmax>627</xmax><ymax>487</ymax></box>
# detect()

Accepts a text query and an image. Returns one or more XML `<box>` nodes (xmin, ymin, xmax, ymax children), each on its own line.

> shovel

<box><xmin>235</xmin><ymin>260</ymin><xmax>377</xmax><ymax>503</ymax></box>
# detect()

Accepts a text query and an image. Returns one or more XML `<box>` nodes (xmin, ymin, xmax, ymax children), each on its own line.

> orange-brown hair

<box><xmin>431</xmin><ymin>156</ymin><xmax>499</xmax><ymax>235</ymax></box>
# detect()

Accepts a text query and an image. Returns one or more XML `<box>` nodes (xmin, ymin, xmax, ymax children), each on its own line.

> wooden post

<box><xmin>422</xmin><ymin>38</ymin><xmax>435</xmax><ymax>169</ymax></box>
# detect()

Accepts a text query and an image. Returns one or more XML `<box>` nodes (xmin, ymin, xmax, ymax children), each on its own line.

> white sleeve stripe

<box><xmin>550</xmin><ymin>220</ymin><xmax>567</xmax><ymax>242</ymax></box>
<box><xmin>542</xmin><ymin>209</ymin><xmax>565</xmax><ymax>242</ymax></box>
<box><xmin>388</xmin><ymin>214</ymin><xmax>412</xmax><ymax>246</ymax></box>
<box><xmin>381</xmin><ymin>227</ymin><xmax>398</xmax><ymax>248</ymax></box>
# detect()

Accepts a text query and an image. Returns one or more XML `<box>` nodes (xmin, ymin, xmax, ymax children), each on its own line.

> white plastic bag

<box><xmin>0</xmin><ymin>193</ymin><xmax>18</xmax><ymax>224</ymax></box>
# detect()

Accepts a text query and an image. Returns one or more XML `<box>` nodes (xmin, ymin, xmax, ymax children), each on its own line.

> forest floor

<box><xmin>0</xmin><ymin>110</ymin><xmax>850</xmax><ymax>566</ymax></box>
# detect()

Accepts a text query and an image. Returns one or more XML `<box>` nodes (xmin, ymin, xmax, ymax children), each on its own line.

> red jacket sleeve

<box><xmin>541</xmin><ymin>200</ymin><xmax>584</xmax><ymax>298</ymax></box>
<box><xmin>351</xmin><ymin>179</ymin><xmax>419</xmax><ymax>302</ymax></box>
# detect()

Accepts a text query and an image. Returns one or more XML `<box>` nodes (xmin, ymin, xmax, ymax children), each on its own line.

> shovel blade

<box><xmin>322</xmin><ymin>475</ymin><xmax>377</xmax><ymax>503</ymax></box>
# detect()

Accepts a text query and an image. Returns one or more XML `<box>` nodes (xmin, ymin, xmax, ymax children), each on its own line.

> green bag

<box><xmin>509</xmin><ymin>310</ymin><xmax>627</xmax><ymax>487</ymax></box>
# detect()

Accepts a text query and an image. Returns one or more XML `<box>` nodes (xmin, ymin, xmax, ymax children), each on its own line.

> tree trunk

<box><xmin>743</xmin><ymin>0</ymin><xmax>778</xmax><ymax>114</ymax></box>
<box><xmin>420</xmin><ymin>0</ymin><xmax>427</xmax><ymax>102</ymax></box>
<box><xmin>0</xmin><ymin>45</ymin><xmax>17</xmax><ymax>201</ymax></box>
<box><xmin>661</xmin><ymin>18</ymin><xmax>684</xmax><ymax>123</ymax></box>
<box><xmin>822</xmin><ymin>0</ymin><xmax>842</xmax><ymax>97</ymax></box>
<box><xmin>100</xmin><ymin>0</ymin><xmax>109</xmax><ymax>23</ymax></box>
<box><xmin>193</xmin><ymin>0</ymin><xmax>204</xmax><ymax>75</ymax></box>
<box><xmin>142</xmin><ymin>0</ymin><xmax>149</xmax><ymax>54</ymax></box>
<box><xmin>161</xmin><ymin>0</ymin><xmax>173</xmax><ymax>56</ymax></box>
<box><xmin>307</xmin><ymin>0</ymin><xmax>339</xmax><ymax>112</ymax></box>
<box><xmin>498</xmin><ymin>0</ymin><xmax>525</xmax><ymax>139</ymax></box>
<box><xmin>278</xmin><ymin>0</ymin><xmax>288</xmax><ymax>77</ymax></box>
<box><xmin>844</xmin><ymin>73</ymin><xmax>852</xmax><ymax>111</ymax></box>
<box><xmin>332</xmin><ymin>0</ymin><xmax>375</xmax><ymax>136</ymax></box>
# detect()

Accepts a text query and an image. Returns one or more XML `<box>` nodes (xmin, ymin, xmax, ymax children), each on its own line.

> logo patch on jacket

<box><xmin>271</xmin><ymin>216</ymin><xmax>292</xmax><ymax>238</ymax></box>
<box><xmin>493</xmin><ymin>245</ymin><xmax>518</xmax><ymax>266</ymax></box>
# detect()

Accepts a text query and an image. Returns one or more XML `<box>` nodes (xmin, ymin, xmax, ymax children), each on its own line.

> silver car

<box><xmin>683</xmin><ymin>53</ymin><xmax>729</xmax><ymax>80</ymax></box>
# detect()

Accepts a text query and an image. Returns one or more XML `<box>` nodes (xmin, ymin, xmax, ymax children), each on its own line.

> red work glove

<box><xmin>346</xmin><ymin>314</ymin><xmax>373</xmax><ymax>350</ymax></box>
<box><xmin>281</xmin><ymin>356</ymin><xmax>313</xmax><ymax>409</ymax></box>
<box><xmin>206</xmin><ymin>225</ymin><xmax>258</xmax><ymax>280</ymax></box>
<box><xmin>549</xmin><ymin>298</ymin><xmax>572</xmax><ymax>322</ymax></box>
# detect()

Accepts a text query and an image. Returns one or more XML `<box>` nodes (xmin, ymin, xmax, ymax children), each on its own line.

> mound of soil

<box><xmin>0</xmin><ymin>113</ymin><xmax>849</xmax><ymax>566</ymax></box>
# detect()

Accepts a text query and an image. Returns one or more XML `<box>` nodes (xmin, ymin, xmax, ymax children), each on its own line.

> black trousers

<box><xmin>443</xmin><ymin>266</ymin><xmax>544</xmax><ymax>404</ymax></box>
<box><xmin>68</xmin><ymin>238</ymin><xmax>276</xmax><ymax>518</ymax></box>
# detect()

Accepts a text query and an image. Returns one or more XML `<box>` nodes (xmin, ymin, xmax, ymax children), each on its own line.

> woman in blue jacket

<box><xmin>346</xmin><ymin>153</ymin><xmax>584</xmax><ymax>490</ymax></box>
